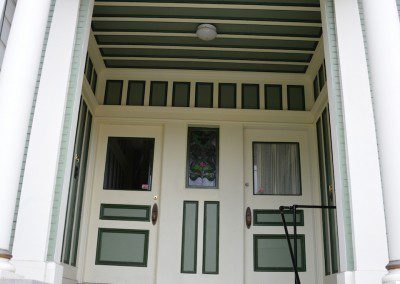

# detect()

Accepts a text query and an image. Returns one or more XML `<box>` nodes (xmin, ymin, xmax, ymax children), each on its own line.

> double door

<box><xmin>83</xmin><ymin>123</ymin><xmax>320</xmax><ymax>284</ymax></box>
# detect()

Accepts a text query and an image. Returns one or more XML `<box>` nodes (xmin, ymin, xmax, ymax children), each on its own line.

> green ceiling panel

<box><xmin>92</xmin><ymin>21</ymin><xmax>322</xmax><ymax>38</ymax></box>
<box><xmin>104</xmin><ymin>59</ymin><xmax>307</xmax><ymax>73</ymax></box>
<box><xmin>93</xmin><ymin>6</ymin><xmax>321</xmax><ymax>23</ymax></box>
<box><xmin>98</xmin><ymin>0</ymin><xmax>320</xmax><ymax>7</ymax></box>
<box><xmin>93</xmin><ymin>0</ymin><xmax>322</xmax><ymax>73</ymax></box>
<box><xmin>100</xmin><ymin>48</ymin><xmax>312</xmax><ymax>62</ymax></box>
<box><xmin>95</xmin><ymin>35</ymin><xmax>318</xmax><ymax>50</ymax></box>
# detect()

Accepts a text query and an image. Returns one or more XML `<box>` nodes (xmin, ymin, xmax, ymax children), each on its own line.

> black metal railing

<box><xmin>279</xmin><ymin>205</ymin><xmax>336</xmax><ymax>284</ymax></box>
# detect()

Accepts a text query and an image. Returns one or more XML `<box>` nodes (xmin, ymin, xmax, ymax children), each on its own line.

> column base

<box><xmin>383</xmin><ymin>265</ymin><xmax>400</xmax><ymax>284</ymax></box>
<box><xmin>0</xmin><ymin>252</ymin><xmax>16</xmax><ymax>273</ymax></box>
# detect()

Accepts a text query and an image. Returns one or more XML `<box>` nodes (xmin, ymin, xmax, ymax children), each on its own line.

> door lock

<box><xmin>153</xmin><ymin>195</ymin><xmax>158</xmax><ymax>201</ymax></box>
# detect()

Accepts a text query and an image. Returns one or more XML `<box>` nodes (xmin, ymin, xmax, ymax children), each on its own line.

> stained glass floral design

<box><xmin>186</xmin><ymin>127</ymin><xmax>219</xmax><ymax>188</ymax></box>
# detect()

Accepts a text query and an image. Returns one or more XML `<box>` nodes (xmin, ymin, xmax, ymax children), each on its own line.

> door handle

<box><xmin>246</xmin><ymin>207</ymin><xmax>252</xmax><ymax>229</ymax></box>
<box><xmin>151</xmin><ymin>203</ymin><xmax>158</xmax><ymax>225</ymax></box>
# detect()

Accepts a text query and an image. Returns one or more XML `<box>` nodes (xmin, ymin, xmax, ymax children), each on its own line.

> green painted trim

<box><xmin>104</xmin><ymin>80</ymin><xmax>123</xmax><ymax>105</ymax></box>
<box><xmin>202</xmin><ymin>201</ymin><xmax>220</xmax><ymax>274</ymax></box>
<box><xmin>251</xmin><ymin>141</ymin><xmax>302</xmax><ymax>196</ymax></box>
<box><xmin>172</xmin><ymin>82</ymin><xmax>191</xmax><ymax>107</ymax></box>
<box><xmin>287</xmin><ymin>85</ymin><xmax>305</xmax><ymax>111</ymax></box>
<box><xmin>127</xmin><ymin>80</ymin><xmax>146</xmax><ymax>106</ymax></box>
<box><xmin>95</xmin><ymin>228</ymin><xmax>149</xmax><ymax>267</ymax></box>
<box><xmin>195</xmin><ymin>82</ymin><xmax>214</xmax><ymax>108</ymax></box>
<box><xmin>149</xmin><ymin>81</ymin><xmax>168</xmax><ymax>106</ymax></box>
<box><xmin>185</xmin><ymin>127</ymin><xmax>220</xmax><ymax>189</ymax></box>
<box><xmin>264</xmin><ymin>84</ymin><xmax>283</xmax><ymax>110</ymax></box>
<box><xmin>99</xmin><ymin>204</ymin><xmax>151</xmax><ymax>222</ymax></box>
<box><xmin>218</xmin><ymin>83</ymin><xmax>237</xmax><ymax>109</ymax></box>
<box><xmin>253</xmin><ymin>234</ymin><xmax>306</xmax><ymax>272</ymax></box>
<box><xmin>97</xmin><ymin>0</ymin><xmax>320</xmax><ymax>8</ymax></box>
<box><xmin>313</xmin><ymin>75</ymin><xmax>319</xmax><ymax>102</ymax></box>
<box><xmin>318</xmin><ymin>64</ymin><xmax>326</xmax><ymax>92</ymax></box>
<box><xmin>253</xmin><ymin>209</ymin><xmax>304</xmax><ymax>226</ymax></box>
<box><xmin>181</xmin><ymin>201</ymin><xmax>199</xmax><ymax>274</ymax></box>
<box><xmin>242</xmin><ymin>84</ymin><xmax>260</xmax><ymax>110</ymax></box>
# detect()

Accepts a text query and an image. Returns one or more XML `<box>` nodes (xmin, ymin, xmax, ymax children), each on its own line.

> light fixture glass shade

<box><xmin>196</xmin><ymin>24</ymin><xmax>217</xmax><ymax>41</ymax></box>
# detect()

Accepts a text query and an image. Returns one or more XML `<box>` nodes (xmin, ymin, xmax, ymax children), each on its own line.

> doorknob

<box><xmin>151</xmin><ymin>203</ymin><xmax>158</xmax><ymax>225</ymax></box>
<box><xmin>246</xmin><ymin>207</ymin><xmax>252</xmax><ymax>229</ymax></box>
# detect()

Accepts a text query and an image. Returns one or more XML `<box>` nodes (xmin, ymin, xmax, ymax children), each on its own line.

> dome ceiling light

<box><xmin>196</xmin><ymin>24</ymin><xmax>217</xmax><ymax>41</ymax></box>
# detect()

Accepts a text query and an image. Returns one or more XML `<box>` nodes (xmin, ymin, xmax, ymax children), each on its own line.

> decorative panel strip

<box><xmin>100</xmin><ymin>204</ymin><xmax>151</xmax><ymax>222</ymax></box>
<box><xmin>181</xmin><ymin>201</ymin><xmax>199</xmax><ymax>273</ymax></box>
<box><xmin>202</xmin><ymin>201</ymin><xmax>220</xmax><ymax>274</ymax></box>
<box><xmin>253</xmin><ymin>209</ymin><xmax>304</xmax><ymax>226</ymax></box>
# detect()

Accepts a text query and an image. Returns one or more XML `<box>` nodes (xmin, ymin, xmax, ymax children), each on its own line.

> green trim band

<box><xmin>181</xmin><ymin>201</ymin><xmax>199</xmax><ymax>274</ymax></box>
<box><xmin>202</xmin><ymin>201</ymin><xmax>220</xmax><ymax>274</ymax></box>
<box><xmin>99</xmin><ymin>204</ymin><xmax>151</xmax><ymax>221</ymax></box>
<box><xmin>253</xmin><ymin>209</ymin><xmax>304</xmax><ymax>226</ymax></box>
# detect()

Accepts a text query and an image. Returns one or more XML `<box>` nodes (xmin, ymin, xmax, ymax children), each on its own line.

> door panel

<box><xmin>84</xmin><ymin>124</ymin><xmax>163</xmax><ymax>284</ymax></box>
<box><xmin>244</xmin><ymin>129</ymin><xmax>318</xmax><ymax>284</ymax></box>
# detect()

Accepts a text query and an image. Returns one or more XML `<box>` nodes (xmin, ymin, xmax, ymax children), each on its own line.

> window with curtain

<box><xmin>253</xmin><ymin>142</ymin><xmax>301</xmax><ymax>195</ymax></box>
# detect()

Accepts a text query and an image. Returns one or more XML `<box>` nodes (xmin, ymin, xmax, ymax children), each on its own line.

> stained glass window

<box><xmin>186</xmin><ymin>127</ymin><xmax>219</xmax><ymax>188</ymax></box>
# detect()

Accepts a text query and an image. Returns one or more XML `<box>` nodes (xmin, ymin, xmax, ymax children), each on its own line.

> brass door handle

<box><xmin>151</xmin><ymin>203</ymin><xmax>158</xmax><ymax>225</ymax></box>
<box><xmin>246</xmin><ymin>207</ymin><xmax>252</xmax><ymax>229</ymax></box>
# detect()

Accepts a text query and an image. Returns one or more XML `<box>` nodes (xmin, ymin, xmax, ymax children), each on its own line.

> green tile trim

<box><xmin>253</xmin><ymin>234</ymin><xmax>306</xmax><ymax>272</ymax></box>
<box><xmin>324</xmin><ymin>0</ymin><xmax>354</xmax><ymax>270</ymax></box>
<box><xmin>253</xmin><ymin>209</ymin><xmax>304</xmax><ymax>227</ymax></box>
<box><xmin>46</xmin><ymin>0</ymin><xmax>92</xmax><ymax>261</ymax></box>
<box><xmin>202</xmin><ymin>201</ymin><xmax>220</xmax><ymax>274</ymax></box>
<box><xmin>9</xmin><ymin>0</ymin><xmax>57</xmax><ymax>253</ymax></box>
<box><xmin>95</xmin><ymin>228</ymin><xmax>149</xmax><ymax>267</ymax></box>
<box><xmin>100</xmin><ymin>204</ymin><xmax>151</xmax><ymax>222</ymax></box>
<box><xmin>181</xmin><ymin>201</ymin><xmax>199</xmax><ymax>274</ymax></box>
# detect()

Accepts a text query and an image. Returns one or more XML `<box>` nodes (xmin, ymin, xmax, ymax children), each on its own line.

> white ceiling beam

<box><xmin>94</xmin><ymin>2</ymin><xmax>321</xmax><ymax>12</ymax></box>
<box><xmin>93</xmin><ymin>31</ymin><xmax>319</xmax><ymax>41</ymax></box>
<box><xmin>102</xmin><ymin>56</ymin><xmax>309</xmax><ymax>65</ymax></box>
<box><xmin>97</xmin><ymin>44</ymin><xmax>315</xmax><ymax>54</ymax></box>
<box><xmin>91</xmin><ymin>17</ymin><xmax>322</xmax><ymax>27</ymax></box>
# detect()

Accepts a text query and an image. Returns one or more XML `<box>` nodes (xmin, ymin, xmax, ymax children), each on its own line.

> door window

<box><xmin>253</xmin><ymin>142</ymin><xmax>301</xmax><ymax>195</ymax></box>
<box><xmin>103</xmin><ymin>137</ymin><xmax>154</xmax><ymax>190</ymax></box>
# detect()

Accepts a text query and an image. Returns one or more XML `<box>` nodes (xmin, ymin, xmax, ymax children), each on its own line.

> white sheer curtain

<box><xmin>253</xmin><ymin>143</ymin><xmax>301</xmax><ymax>195</ymax></box>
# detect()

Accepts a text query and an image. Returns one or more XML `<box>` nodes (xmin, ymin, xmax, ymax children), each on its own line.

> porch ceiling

<box><xmin>92</xmin><ymin>0</ymin><xmax>322</xmax><ymax>73</ymax></box>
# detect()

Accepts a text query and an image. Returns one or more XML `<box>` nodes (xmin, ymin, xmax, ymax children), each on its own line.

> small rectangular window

<box><xmin>86</xmin><ymin>58</ymin><xmax>93</xmax><ymax>85</ymax></box>
<box><xmin>319</xmin><ymin>64</ymin><xmax>326</xmax><ymax>91</ymax></box>
<box><xmin>91</xmin><ymin>69</ymin><xmax>98</xmax><ymax>94</ymax></box>
<box><xmin>150</xmin><ymin>81</ymin><xmax>168</xmax><ymax>106</ymax></box>
<box><xmin>127</xmin><ymin>81</ymin><xmax>145</xmax><ymax>106</ymax></box>
<box><xmin>195</xmin><ymin>83</ymin><xmax>213</xmax><ymax>108</ymax></box>
<box><xmin>181</xmin><ymin>201</ymin><xmax>199</xmax><ymax>273</ymax></box>
<box><xmin>173</xmin><ymin>82</ymin><xmax>190</xmax><ymax>107</ymax></box>
<box><xmin>253</xmin><ymin>142</ymin><xmax>301</xmax><ymax>195</ymax></box>
<box><xmin>218</xmin><ymin>83</ymin><xmax>236</xmax><ymax>109</ymax></box>
<box><xmin>313</xmin><ymin>76</ymin><xmax>319</xmax><ymax>101</ymax></box>
<box><xmin>103</xmin><ymin>137</ymin><xmax>154</xmax><ymax>190</ymax></box>
<box><xmin>242</xmin><ymin>84</ymin><xmax>259</xmax><ymax>109</ymax></box>
<box><xmin>287</xmin><ymin>85</ymin><xmax>305</xmax><ymax>111</ymax></box>
<box><xmin>265</xmin><ymin>85</ymin><xmax>283</xmax><ymax>110</ymax></box>
<box><xmin>104</xmin><ymin>80</ymin><xmax>123</xmax><ymax>105</ymax></box>
<box><xmin>203</xmin><ymin>201</ymin><xmax>219</xmax><ymax>274</ymax></box>
<box><xmin>254</xmin><ymin>235</ymin><xmax>306</xmax><ymax>272</ymax></box>
<box><xmin>186</xmin><ymin>127</ymin><xmax>219</xmax><ymax>188</ymax></box>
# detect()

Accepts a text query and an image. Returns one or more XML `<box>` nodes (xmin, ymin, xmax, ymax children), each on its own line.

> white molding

<box><xmin>306</xmin><ymin>38</ymin><xmax>325</xmax><ymax>77</ymax></box>
<box><xmin>88</xmin><ymin>31</ymin><xmax>105</xmax><ymax>73</ymax></box>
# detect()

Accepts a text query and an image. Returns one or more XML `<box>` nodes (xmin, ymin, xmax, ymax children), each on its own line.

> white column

<box><xmin>359</xmin><ymin>1</ymin><xmax>400</xmax><ymax>283</ymax></box>
<box><xmin>10</xmin><ymin>0</ymin><xmax>85</xmax><ymax>281</ymax></box>
<box><xmin>0</xmin><ymin>0</ymin><xmax>51</xmax><ymax>274</ymax></box>
<box><xmin>323</xmin><ymin>0</ymin><xmax>389</xmax><ymax>282</ymax></box>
